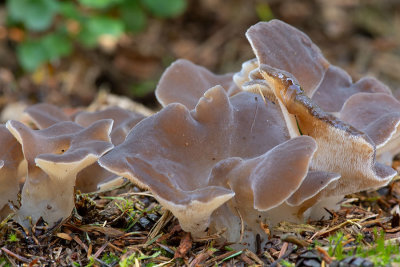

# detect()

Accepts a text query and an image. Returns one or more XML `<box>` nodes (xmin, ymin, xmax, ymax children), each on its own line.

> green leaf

<box><xmin>78</xmin><ymin>0</ymin><xmax>124</xmax><ymax>9</ymax></box>
<box><xmin>130</xmin><ymin>80</ymin><xmax>157</xmax><ymax>97</ymax></box>
<box><xmin>42</xmin><ymin>32</ymin><xmax>72</xmax><ymax>61</ymax></box>
<box><xmin>78</xmin><ymin>16</ymin><xmax>124</xmax><ymax>47</ymax></box>
<box><xmin>141</xmin><ymin>0</ymin><xmax>186</xmax><ymax>18</ymax></box>
<box><xmin>59</xmin><ymin>2</ymin><xmax>82</xmax><ymax>20</ymax></box>
<box><xmin>255</xmin><ymin>3</ymin><xmax>274</xmax><ymax>22</ymax></box>
<box><xmin>17</xmin><ymin>32</ymin><xmax>72</xmax><ymax>71</ymax></box>
<box><xmin>17</xmin><ymin>40</ymin><xmax>47</xmax><ymax>71</ymax></box>
<box><xmin>7</xmin><ymin>0</ymin><xmax>59</xmax><ymax>31</ymax></box>
<box><xmin>120</xmin><ymin>1</ymin><xmax>147</xmax><ymax>32</ymax></box>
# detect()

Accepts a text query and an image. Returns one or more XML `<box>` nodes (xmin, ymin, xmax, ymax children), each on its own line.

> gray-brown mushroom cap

<box><xmin>101</xmin><ymin>85</ymin><xmax>322</xmax><ymax>235</ymax></box>
<box><xmin>338</xmin><ymin>92</ymin><xmax>400</xmax><ymax>164</ymax></box>
<box><xmin>6</xmin><ymin>119</ymin><xmax>114</xmax><ymax>227</ymax></box>
<box><xmin>99</xmin><ymin>85</ymin><xmax>336</xmax><ymax>243</ymax></box>
<box><xmin>312</xmin><ymin>66</ymin><xmax>392</xmax><ymax>113</ymax></box>
<box><xmin>74</xmin><ymin>106</ymin><xmax>145</xmax><ymax>145</ymax></box>
<box><xmin>246</xmin><ymin>20</ymin><xmax>330</xmax><ymax>96</ymax></box>
<box><xmin>74</xmin><ymin>107</ymin><xmax>145</xmax><ymax>192</ymax></box>
<box><xmin>339</xmin><ymin>93</ymin><xmax>400</xmax><ymax>146</ymax></box>
<box><xmin>24</xmin><ymin>103</ymin><xmax>71</xmax><ymax>129</ymax></box>
<box><xmin>155</xmin><ymin>59</ymin><xmax>240</xmax><ymax>109</ymax></box>
<box><xmin>25</xmin><ymin>105</ymin><xmax>145</xmax><ymax>192</ymax></box>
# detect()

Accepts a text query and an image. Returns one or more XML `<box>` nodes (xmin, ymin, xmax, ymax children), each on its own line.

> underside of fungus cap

<box><xmin>312</xmin><ymin>66</ymin><xmax>393</xmax><ymax>113</ymax></box>
<box><xmin>233</xmin><ymin>58</ymin><xmax>260</xmax><ymax>89</ymax></box>
<box><xmin>246</xmin><ymin>19</ymin><xmax>330</xmax><ymax>96</ymax></box>
<box><xmin>100</xmin><ymin>85</ymin><xmax>291</xmax><ymax>234</ymax></box>
<box><xmin>74</xmin><ymin>106</ymin><xmax>145</xmax><ymax>145</ymax></box>
<box><xmin>258</xmin><ymin>64</ymin><xmax>397</xmax><ymax>201</ymax></box>
<box><xmin>155</xmin><ymin>59</ymin><xmax>240</xmax><ymax>109</ymax></box>
<box><xmin>24</xmin><ymin>103</ymin><xmax>71</xmax><ymax>129</ymax></box>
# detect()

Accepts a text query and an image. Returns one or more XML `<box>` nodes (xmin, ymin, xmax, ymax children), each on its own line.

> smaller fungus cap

<box><xmin>312</xmin><ymin>66</ymin><xmax>392</xmax><ymax>113</ymax></box>
<box><xmin>286</xmin><ymin>171</ymin><xmax>340</xmax><ymax>206</ymax></box>
<box><xmin>74</xmin><ymin>107</ymin><xmax>145</xmax><ymax>192</ymax></box>
<box><xmin>155</xmin><ymin>59</ymin><xmax>239</xmax><ymax>109</ymax></box>
<box><xmin>338</xmin><ymin>92</ymin><xmax>400</xmax><ymax>164</ymax></box>
<box><xmin>7</xmin><ymin>119</ymin><xmax>114</xmax><ymax>175</ymax></box>
<box><xmin>246</xmin><ymin>20</ymin><xmax>330</xmax><ymax>96</ymax></box>
<box><xmin>6</xmin><ymin>119</ymin><xmax>114</xmax><ymax>227</ymax></box>
<box><xmin>74</xmin><ymin>106</ymin><xmax>145</xmax><ymax>145</ymax></box>
<box><xmin>339</xmin><ymin>92</ymin><xmax>400</xmax><ymax>147</ymax></box>
<box><xmin>24</xmin><ymin>103</ymin><xmax>71</xmax><ymax>129</ymax></box>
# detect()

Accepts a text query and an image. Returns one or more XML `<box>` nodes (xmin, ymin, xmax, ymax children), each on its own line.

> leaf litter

<box><xmin>0</xmin><ymin>175</ymin><xmax>399</xmax><ymax>266</ymax></box>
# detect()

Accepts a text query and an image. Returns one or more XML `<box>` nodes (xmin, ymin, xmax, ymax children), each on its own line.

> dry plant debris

<box><xmin>1</xmin><ymin>181</ymin><xmax>400</xmax><ymax>266</ymax></box>
<box><xmin>1</xmin><ymin>2</ymin><xmax>400</xmax><ymax>264</ymax></box>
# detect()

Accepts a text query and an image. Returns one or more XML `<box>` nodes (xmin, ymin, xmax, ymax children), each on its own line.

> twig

<box><xmin>1</xmin><ymin>247</ymin><xmax>30</xmax><ymax>263</ymax></box>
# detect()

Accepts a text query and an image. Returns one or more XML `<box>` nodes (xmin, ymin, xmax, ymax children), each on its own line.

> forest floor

<box><xmin>1</xmin><ymin>0</ymin><xmax>400</xmax><ymax>266</ymax></box>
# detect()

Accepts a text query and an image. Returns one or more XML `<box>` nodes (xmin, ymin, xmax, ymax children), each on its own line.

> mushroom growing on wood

<box><xmin>6</xmin><ymin>119</ymin><xmax>114</xmax><ymax>227</ymax></box>
<box><xmin>0</xmin><ymin>125</ymin><xmax>24</xmax><ymax>219</ymax></box>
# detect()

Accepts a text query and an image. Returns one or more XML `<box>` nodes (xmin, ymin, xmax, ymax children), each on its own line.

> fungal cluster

<box><xmin>1</xmin><ymin>19</ymin><xmax>400</xmax><ymax>250</ymax></box>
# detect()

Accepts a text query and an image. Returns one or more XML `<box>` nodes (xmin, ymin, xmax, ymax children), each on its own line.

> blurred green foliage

<box><xmin>6</xmin><ymin>0</ymin><xmax>187</xmax><ymax>72</ymax></box>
